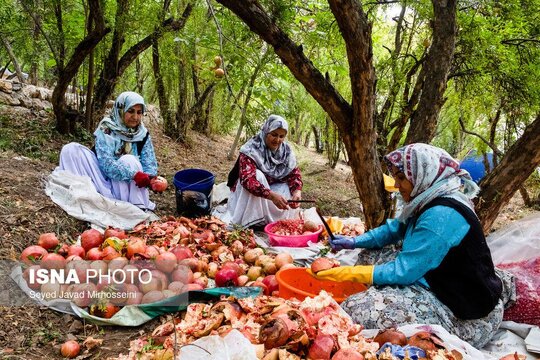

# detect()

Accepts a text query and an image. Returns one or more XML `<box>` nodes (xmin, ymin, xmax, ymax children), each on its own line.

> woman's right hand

<box><xmin>329</xmin><ymin>235</ymin><xmax>357</xmax><ymax>251</ymax></box>
<box><xmin>268</xmin><ymin>191</ymin><xmax>289</xmax><ymax>210</ymax></box>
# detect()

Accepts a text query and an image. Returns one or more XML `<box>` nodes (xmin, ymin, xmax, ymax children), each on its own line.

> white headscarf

<box><xmin>94</xmin><ymin>91</ymin><xmax>148</xmax><ymax>148</ymax></box>
<box><xmin>239</xmin><ymin>115</ymin><xmax>297</xmax><ymax>179</ymax></box>
<box><xmin>384</xmin><ymin>143</ymin><xmax>480</xmax><ymax>223</ymax></box>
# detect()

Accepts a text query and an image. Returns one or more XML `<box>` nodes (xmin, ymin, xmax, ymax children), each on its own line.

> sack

<box><xmin>487</xmin><ymin>213</ymin><xmax>540</xmax><ymax>326</ymax></box>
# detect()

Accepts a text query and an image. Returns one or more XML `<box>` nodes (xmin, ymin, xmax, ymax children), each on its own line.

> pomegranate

<box><xmin>215</xmin><ymin>268</ymin><xmax>239</xmax><ymax>287</ymax></box>
<box><xmin>259</xmin><ymin>318</ymin><xmax>290</xmax><ymax>349</ymax></box>
<box><xmin>126</xmin><ymin>237</ymin><xmax>146</xmax><ymax>259</ymax></box>
<box><xmin>67</xmin><ymin>245</ymin><xmax>85</xmax><ymax>258</ymax></box>
<box><xmin>184</xmin><ymin>283</ymin><xmax>204</xmax><ymax>291</ymax></box>
<box><xmin>170</xmin><ymin>245</ymin><xmax>193</xmax><ymax>262</ymax></box>
<box><xmin>20</xmin><ymin>245</ymin><xmax>48</xmax><ymax>265</ymax></box>
<box><xmin>168</xmin><ymin>281</ymin><xmax>185</xmax><ymax>294</ymax></box>
<box><xmin>307</xmin><ymin>334</ymin><xmax>334</xmax><ymax>360</ymax></box>
<box><xmin>407</xmin><ymin>331</ymin><xmax>444</xmax><ymax>352</ymax></box>
<box><xmin>331</xmin><ymin>348</ymin><xmax>364</xmax><ymax>360</ymax></box>
<box><xmin>101</xmin><ymin>246</ymin><xmax>120</xmax><ymax>260</ymax></box>
<box><xmin>126</xmin><ymin>291</ymin><xmax>143</xmax><ymax>305</ymax></box>
<box><xmin>65</xmin><ymin>259</ymin><xmax>90</xmax><ymax>283</ymax></box>
<box><xmin>122</xmin><ymin>264</ymin><xmax>140</xmax><ymax>284</ymax></box>
<box><xmin>249</xmin><ymin>280</ymin><xmax>268</xmax><ymax>295</ymax></box>
<box><xmin>170</xmin><ymin>265</ymin><xmax>194</xmax><ymax>284</ymax></box>
<box><xmin>274</xmin><ymin>253</ymin><xmax>294</xmax><ymax>269</ymax></box>
<box><xmin>22</xmin><ymin>265</ymin><xmax>42</xmax><ymax>290</ymax></box>
<box><xmin>71</xmin><ymin>282</ymin><xmax>97</xmax><ymax>307</ymax></box>
<box><xmin>80</xmin><ymin>229</ymin><xmax>104</xmax><ymax>251</ymax></box>
<box><xmin>247</xmin><ymin>266</ymin><xmax>262</xmax><ymax>281</ymax></box>
<box><xmin>499</xmin><ymin>353</ymin><xmax>527</xmax><ymax>360</ymax></box>
<box><xmin>238</xmin><ymin>275</ymin><xmax>249</xmax><ymax>286</ymax></box>
<box><xmin>90</xmin><ymin>302</ymin><xmax>120</xmax><ymax>318</ymax></box>
<box><xmin>155</xmin><ymin>251</ymin><xmax>177</xmax><ymax>273</ymax></box>
<box><xmin>37</xmin><ymin>233</ymin><xmax>59</xmax><ymax>250</ymax></box>
<box><xmin>150</xmin><ymin>176</ymin><xmax>168</xmax><ymax>192</ymax></box>
<box><xmin>104</xmin><ymin>227</ymin><xmax>127</xmax><ymax>240</ymax></box>
<box><xmin>214</xmin><ymin>68</ymin><xmax>225</xmax><ymax>78</ymax></box>
<box><xmin>221</xmin><ymin>261</ymin><xmax>243</xmax><ymax>276</ymax></box>
<box><xmin>243</xmin><ymin>248</ymin><xmax>264</xmax><ymax>264</ymax></box>
<box><xmin>86</xmin><ymin>247</ymin><xmax>103</xmax><ymax>260</ymax></box>
<box><xmin>60</xmin><ymin>340</ymin><xmax>80</xmax><ymax>358</ymax></box>
<box><xmin>145</xmin><ymin>245</ymin><xmax>161</xmax><ymax>259</ymax></box>
<box><xmin>303</xmin><ymin>220</ymin><xmax>320</xmax><ymax>232</ymax></box>
<box><xmin>41</xmin><ymin>253</ymin><xmax>66</xmax><ymax>270</ymax></box>
<box><xmin>373</xmin><ymin>328</ymin><xmax>407</xmax><ymax>347</ymax></box>
<box><xmin>89</xmin><ymin>260</ymin><xmax>108</xmax><ymax>280</ymax></box>
<box><xmin>262</xmin><ymin>275</ymin><xmax>279</xmax><ymax>296</ymax></box>
<box><xmin>57</xmin><ymin>243</ymin><xmax>70</xmax><ymax>257</ymax></box>
<box><xmin>141</xmin><ymin>290</ymin><xmax>165</xmax><ymax>304</ymax></box>
<box><xmin>311</xmin><ymin>257</ymin><xmax>340</xmax><ymax>273</ymax></box>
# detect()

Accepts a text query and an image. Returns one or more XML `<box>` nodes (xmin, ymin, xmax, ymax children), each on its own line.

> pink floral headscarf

<box><xmin>384</xmin><ymin>143</ymin><xmax>479</xmax><ymax>222</ymax></box>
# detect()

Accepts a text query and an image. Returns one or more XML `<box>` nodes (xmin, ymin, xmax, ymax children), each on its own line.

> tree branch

<box><xmin>215</xmin><ymin>0</ymin><xmax>352</xmax><ymax>130</ymax></box>
<box><xmin>117</xmin><ymin>4</ymin><xmax>193</xmax><ymax>76</ymax></box>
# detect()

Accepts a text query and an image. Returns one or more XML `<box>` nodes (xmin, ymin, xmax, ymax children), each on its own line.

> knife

<box><xmin>315</xmin><ymin>208</ymin><xmax>336</xmax><ymax>240</ymax></box>
<box><xmin>287</xmin><ymin>199</ymin><xmax>316</xmax><ymax>203</ymax></box>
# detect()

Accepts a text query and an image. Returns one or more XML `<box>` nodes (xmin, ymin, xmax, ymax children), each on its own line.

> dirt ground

<box><xmin>0</xmin><ymin>110</ymin><xmax>536</xmax><ymax>359</ymax></box>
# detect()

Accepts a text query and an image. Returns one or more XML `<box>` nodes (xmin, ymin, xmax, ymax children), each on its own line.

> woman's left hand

<box><xmin>289</xmin><ymin>190</ymin><xmax>302</xmax><ymax>209</ymax></box>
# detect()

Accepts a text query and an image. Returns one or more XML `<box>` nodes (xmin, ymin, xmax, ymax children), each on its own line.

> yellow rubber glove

<box><xmin>383</xmin><ymin>174</ymin><xmax>398</xmax><ymax>192</ymax></box>
<box><xmin>309</xmin><ymin>265</ymin><xmax>374</xmax><ymax>284</ymax></box>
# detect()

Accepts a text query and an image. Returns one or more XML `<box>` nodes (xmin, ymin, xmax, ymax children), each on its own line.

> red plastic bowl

<box><xmin>264</xmin><ymin>222</ymin><xmax>322</xmax><ymax>247</ymax></box>
<box><xmin>276</xmin><ymin>267</ymin><xmax>367</xmax><ymax>303</ymax></box>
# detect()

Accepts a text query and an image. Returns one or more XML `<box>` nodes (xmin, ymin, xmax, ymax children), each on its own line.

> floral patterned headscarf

<box><xmin>384</xmin><ymin>143</ymin><xmax>479</xmax><ymax>222</ymax></box>
<box><xmin>239</xmin><ymin>114</ymin><xmax>297</xmax><ymax>179</ymax></box>
<box><xmin>94</xmin><ymin>91</ymin><xmax>148</xmax><ymax>155</ymax></box>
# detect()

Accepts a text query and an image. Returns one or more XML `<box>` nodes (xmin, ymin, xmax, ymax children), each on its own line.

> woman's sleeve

<box><xmin>284</xmin><ymin>167</ymin><xmax>303</xmax><ymax>193</ymax></box>
<box><xmin>139</xmin><ymin>135</ymin><xmax>158</xmax><ymax>176</ymax></box>
<box><xmin>354</xmin><ymin>218</ymin><xmax>407</xmax><ymax>248</ymax></box>
<box><xmin>94</xmin><ymin>131</ymin><xmax>135</xmax><ymax>181</ymax></box>
<box><xmin>239</xmin><ymin>153</ymin><xmax>270</xmax><ymax>198</ymax></box>
<box><xmin>372</xmin><ymin>206</ymin><xmax>470</xmax><ymax>285</ymax></box>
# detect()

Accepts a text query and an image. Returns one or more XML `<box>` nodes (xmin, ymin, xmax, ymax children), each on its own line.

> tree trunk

<box><xmin>228</xmin><ymin>51</ymin><xmax>268</xmax><ymax>160</ymax></box>
<box><xmin>476</xmin><ymin>113</ymin><xmax>540</xmax><ymax>232</ymax></box>
<box><xmin>52</xmin><ymin>0</ymin><xmax>109</xmax><ymax>134</ymax></box>
<box><xmin>217</xmin><ymin>0</ymin><xmax>390</xmax><ymax>228</ymax></box>
<box><xmin>0</xmin><ymin>35</ymin><xmax>25</xmax><ymax>83</ymax></box>
<box><xmin>312</xmin><ymin>125</ymin><xmax>323</xmax><ymax>153</ymax></box>
<box><xmin>91</xmin><ymin>4</ymin><xmax>193</xmax><ymax>124</ymax></box>
<box><xmin>405</xmin><ymin>0</ymin><xmax>457</xmax><ymax>144</ymax></box>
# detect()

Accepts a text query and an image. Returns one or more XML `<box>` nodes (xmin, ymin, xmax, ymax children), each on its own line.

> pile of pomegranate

<box><xmin>115</xmin><ymin>291</ymin><xmax>471</xmax><ymax>360</ymax></box>
<box><xmin>19</xmin><ymin>216</ymin><xmax>296</xmax><ymax>318</ymax></box>
<box><xmin>270</xmin><ymin>219</ymin><xmax>321</xmax><ymax>236</ymax></box>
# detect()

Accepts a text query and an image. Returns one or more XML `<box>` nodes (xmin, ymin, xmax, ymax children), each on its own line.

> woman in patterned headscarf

<box><xmin>312</xmin><ymin>143</ymin><xmax>515</xmax><ymax>348</ymax></box>
<box><xmin>58</xmin><ymin>91</ymin><xmax>164</xmax><ymax>210</ymax></box>
<box><xmin>226</xmin><ymin>115</ymin><xmax>303</xmax><ymax>228</ymax></box>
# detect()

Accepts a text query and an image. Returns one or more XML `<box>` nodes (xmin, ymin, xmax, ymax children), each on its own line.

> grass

<box><xmin>0</xmin><ymin>114</ymin><xmax>92</xmax><ymax>163</ymax></box>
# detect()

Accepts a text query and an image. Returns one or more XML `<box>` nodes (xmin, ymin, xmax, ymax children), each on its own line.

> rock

<box><xmin>0</xmin><ymin>91</ymin><xmax>20</xmax><ymax>105</ymax></box>
<box><xmin>0</xmin><ymin>79</ymin><xmax>13</xmax><ymax>93</ymax></box>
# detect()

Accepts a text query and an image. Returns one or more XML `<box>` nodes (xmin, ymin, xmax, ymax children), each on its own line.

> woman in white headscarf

<box><xmin>58</xmin><ymin>91</ymin><xmax>164</xmax><ymax>210</ymax></box>
<box><xmin>226</xmin><ymin>115</ymin><xmax>303</xmax><ymax>228</ymax></box>
<box><xmin>312</xmin><ymin>143</ymin><xmax>515</xmax><ymax>348</ymax></box>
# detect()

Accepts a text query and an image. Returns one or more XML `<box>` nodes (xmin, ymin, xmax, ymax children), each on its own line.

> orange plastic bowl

<box><xmin>275</xmin><ymin>267</ymin><xmax>367</xmax><ymax>303</ymax></box>
<box><xmin>264</xmin><ymin>222</ymin><xmax>322</xmax><ymax>247</ymax></box>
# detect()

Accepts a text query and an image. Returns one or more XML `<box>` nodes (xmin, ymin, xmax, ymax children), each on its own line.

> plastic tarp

<box><xmin>10</xmin><ymin>265</ymin><xmax>261</xmax><ymax>326</ymax></box>
<box><xmin>45</xmin><ymin>169</ymin><xmax>158</xmax><ymax>230</ymax></box>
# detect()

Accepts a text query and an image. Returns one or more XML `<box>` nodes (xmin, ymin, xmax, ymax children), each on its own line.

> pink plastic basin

<box><xmin>264</xmin><ymin>222</ymin><xmax>322</xmax><ymax>247</ymax></box>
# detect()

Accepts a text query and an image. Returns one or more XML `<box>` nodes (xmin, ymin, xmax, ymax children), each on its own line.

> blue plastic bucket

<box><xmin>173</xmin><ymin>169</ymin><xmax>215</xmax><ymax>217</ymax></box>
<box><xmin>173</xmin><ymin>169</ymin><xmax>215</xmax><ymax>196</ymax></box>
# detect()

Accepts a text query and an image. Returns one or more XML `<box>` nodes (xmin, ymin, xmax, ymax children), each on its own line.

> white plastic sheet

<box><xmin>177</xmin><ymin>330</ymin><xmax>257</xmax><ymax>360</ymax></box>
<box><xmin>45</xmin><ymin>169</ymin><xmax>156</xmax><ymax>230</ymax></box>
